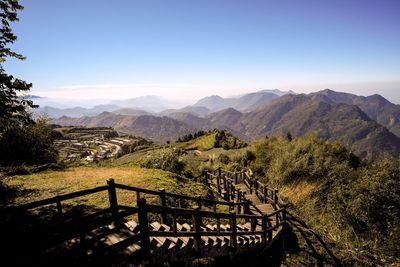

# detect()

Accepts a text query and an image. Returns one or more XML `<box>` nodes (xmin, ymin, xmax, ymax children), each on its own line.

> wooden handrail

<box><xmin>3</xmin><ymin>167</ymin><xmax>287</xmax><ymax>263</ymax></box>
<box><xmin>2</xmin><ymin>185</ymin><xmax>108</xmax><ymax>212</ymax></box>
<box><xmin>144</xmin><ymin>203</ymin><xmax>265</xmax><ymax>220</ymax></box>
<box><xmin>115</xmin><ymin>182</ymin><xmax>241</xmax><ymax>207</ymax></box>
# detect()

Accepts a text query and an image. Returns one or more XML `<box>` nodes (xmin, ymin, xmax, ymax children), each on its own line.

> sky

<box><xmin>4</xmin><ymin>0</ymin><xmax>400</xmax><ymax>104</ymax></box>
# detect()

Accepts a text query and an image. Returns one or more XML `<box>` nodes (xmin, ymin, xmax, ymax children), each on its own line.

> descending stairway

<box><xmin>67</xmin><ymin>219</ymin><xmax>265</xmax><ymax>265</ymax></box>
<box><xmin>4</xmin><ymin>168</ymin><xmax>287</xmax><ymax>265</ymax></box>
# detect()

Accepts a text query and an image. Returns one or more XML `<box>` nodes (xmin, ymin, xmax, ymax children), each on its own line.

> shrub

<box><xmin>0</xmin><ymin>118</ymin><xmax>58</xmax><ymax>166</ymax></box>
<box><xmin>140</xmin><ymin>151</ymin><xmax>185</xmax><ymax>174</ymax></box>
<box><xmin>249</xmin><ymin>134</ymin><xmax>400</xmax><ymax>263</ymax></box>
<box><xmin>218</xmin><ymin>154</ymin><xmax>231</xmax><ymax>164</ymax></box>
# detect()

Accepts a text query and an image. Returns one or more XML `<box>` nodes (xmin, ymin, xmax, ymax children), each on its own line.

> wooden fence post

<box><xmin>263</xmin><ymin>185</ymin><xmax>268</xmax><ymax>203</ymax></box>
<box><xmin>217</xmin><ymin>173</ymin><xmax>222</xmax><ymax>195</ymax></box>
<box><xmin>236</xmin><ymin>202</ymin><xmax>241</xmax><ymax>214</ymax></box>
<box><xmin>107</xmin><ymin>178</ymin><xmax>118</xmax><ymax>221</ymax></box>
<box><xmin>234</xmin><ymin>172</ymin><xmax>238</xmax><ymax>185</ymax></box>
<box><xmin>159</xmin><ymin>188</ymin><xmax>167</xmax><ymax>224</ymax></box>
<box><xmin>282</xmin><ymin>204</ymin><xmax>287</xmax><ymax>223</ymax></box>
<box><xmin>172</xmin><ymin>211</ymin><xmax>178</xmax><ymax>235</ymax></box>
<box><xmin>230</xmin><ymin>210</ymin><xmax>237</xmax><ymax>252</ymax></box>
<box><xmin>196</xmin><ymin>195</ymin><xmax>202</xmax><ymax>209</ymax></box>
<box><xmin>244</xmin><ymin>200</ymin><xmax>251</xmax><ymax>222</ymax></box>
<box><xmin>254</xmin><ymin>178</ymin><xmax>259</xmax><ymax>197</ymax></box>
<box><xmin>56</xmin><ymin>198</ymin><xmax>63</xmax><ymax>218</ymax></box>
<box><xmin>225</xmin><ymin>179</ymin><xmax>230</xmax><ymax>201</ymax></box>
<box><xmin>267</xmin><ymin>216</ymin><xmax>273</xmax><ymax>241</ymax></box>
<box><xmin>137</xmin><ymin>198</ymin><xmax>150</xmax><ymax>261</ymax></box>
<box><xmin>262</xmin><ymin>215</ymin><xmax>267</xmax><ymax>246</ymax></box>
<box><xmin>192</xmin><ymin>206</ymin><xmax>202</xmax><ymax>256</ymax></box>
<box><xmin>274</xmin><ymin>189</ymin><xmax>279</xmax><ymax>209</ymax></box>
<box><xmin>223</xmin><ymin>175</ymin><xmax>227</xmax><ymax>192</ymax></box>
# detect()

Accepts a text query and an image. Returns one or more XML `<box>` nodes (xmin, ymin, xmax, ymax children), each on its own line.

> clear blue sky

<box><xmin>5</xmin><ymin>0</ymin><xmax>400</xmax><ymax>103</ymax></box>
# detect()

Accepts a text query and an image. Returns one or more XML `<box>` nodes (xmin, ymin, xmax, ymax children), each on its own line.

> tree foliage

<box><xmin>213</xmin><ymin>130</ymin><xmax>247</xmax><ymax>150</ymax></box>
<box><xmin>0</xmin><ymin>1</ymin><xmax>59</xmax><ymax>166</ymax></box>
<box><xmin>0</xmin><ymin>117</ymin><xmax>58</xmax><ymax>165</ymax></box>
<box><xmin>0</xmin><ymin>0</ymin><xmax>36</xmax><ymax>131</ymax></box>
<box><xmin>177</xmin><ymin>130</ymin><xmax>207</xmax><ymax>142</ymax></box>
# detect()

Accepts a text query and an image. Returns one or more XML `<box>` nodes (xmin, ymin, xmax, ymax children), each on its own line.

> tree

<box><xmin>0</xmin><ymin>117</ymin><xmax>58</xmax><ymax>165</ymax></box>
<box><xmin>0</xmin><ymin>0</ymin><xmax>36</xmax><ymax>132</ymax></box>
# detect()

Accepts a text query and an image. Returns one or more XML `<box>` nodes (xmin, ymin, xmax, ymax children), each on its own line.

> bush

<box><xmin>140</xmin><ymin>151</ymin><xmax>185</xmax><ymax>174</ymax></box>
<box><xmin>214</xmin><ymin>130</ymin><xmax>247</xmax><ymax>150</ymax></box>
<box><xmin>0</xmin><ymin>118</ymin><xmax>58</xmax><ymax>166</ymax></box>
<box><xmin>218</xmin><ymin>154</ymin><xmax>231</xmax><ymax>164</ymax></box>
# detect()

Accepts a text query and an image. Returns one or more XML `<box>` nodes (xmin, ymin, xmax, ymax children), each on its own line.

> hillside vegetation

<box><xmin>213</xmin><ymin>134</ymin><xmax>399</xmax><ymax>265</ymax></box>
<box><xmin>311</xmin><ymin>89</ymin><xmax>400</xmax><ymax>138</ymax></box>
<box><xmin>108</xmin><ymin>131</ymin><xmax>400</xmax><ymax>265</ymax></box>
<box><xmin>2</xmin><ymin>127</ymin><xmax>399</xmax><ymax>265</ymax></box>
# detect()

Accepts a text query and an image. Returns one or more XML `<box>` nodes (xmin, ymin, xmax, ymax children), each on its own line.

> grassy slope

<box><xmin>3</xmin><ymin>166</ymin><xmax>208</xmax><ymax>209</ymax></box>
<box><xmin>189</xmin><ymin>133</ymin><xmax>217</xmax><ymax>150</ymax></box>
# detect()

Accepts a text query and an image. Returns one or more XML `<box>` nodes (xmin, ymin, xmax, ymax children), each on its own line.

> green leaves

<box><xmin>0</xmin><ymin>0</ymin><xmax>35</xmax><ymax>132</ymax></box>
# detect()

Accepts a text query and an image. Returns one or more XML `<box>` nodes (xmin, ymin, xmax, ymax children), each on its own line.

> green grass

<box><xmin>3</xmin><ymin>166</ymin><xmax>209</xmax><ymax>209</ymax></box>
<box><xmin>190</xmin><ymin>133</ymin><xmax>217</xmax><ymax>151</ymax></box>
<box><xmin>109</xmin><ymin>145</ymin><xmax>167</xmax><ymax>166</ymax></box>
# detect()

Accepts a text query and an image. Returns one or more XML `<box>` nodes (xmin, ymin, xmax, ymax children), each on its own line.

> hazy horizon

<box><xmin>30</xmin><ymin>87</ymin><xmax>400</xmax><ymax>109</ymax></box>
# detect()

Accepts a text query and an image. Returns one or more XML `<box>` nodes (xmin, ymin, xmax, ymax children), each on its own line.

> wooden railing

<box><xmin>196</xmin><ymin>167</ymin><xmax>286</xmax><ymax>227</ymax></box>
<box><xmin>136</xmin><ymin>198</ymin><xmax>284</xmax><ymax>258</ymax></box>
<box><xmin>2</xmin><ymin>167</ymin><xmax>287</xmax><ymax>263</ymax></box>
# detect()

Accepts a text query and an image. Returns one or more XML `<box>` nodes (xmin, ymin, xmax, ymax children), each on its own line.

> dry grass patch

<box><xmin>281</xmin><ymin>180</ymin><xmax>317</xmax><ymax>206</ymax></box>
<box><xmin>4</xmin><ymin>166</ymin><xmax>208</xmax><ymax>210</ymax></box>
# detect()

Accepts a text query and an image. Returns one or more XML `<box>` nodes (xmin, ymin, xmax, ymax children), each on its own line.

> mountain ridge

<box><xmin>50</xmin><ymin>89</ymin><xmax>400</xmax><ymax>157</ymax></box>
<box><xmin>310</xmin><ymin>89</ymin><xmax>400</xmax><ymax>137</ymax></box>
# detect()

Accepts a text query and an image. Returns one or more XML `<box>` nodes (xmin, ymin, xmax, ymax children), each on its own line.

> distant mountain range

<box><xmin>235</xmin><ymin>94</ymin><xmax>400</xmax><ymax>157</ymax></box>
<box><xmin>51</xmin><ymin>89</ymin><xmax>400</xmax><ymax>157</ymax></box>
<box><xmin>192</xmin><ymin>90</ymin><xmax>288</xmax><ymax>112</ymax></box>
<box><xmin>36</xmin><ymin>89</ymin><xmax>291</xmax><ymax>119</ymax></box>
<box><xmin>35</xmin><ymin>105</ymin><xmax>121</xmax><ymax>118</ymax></box>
